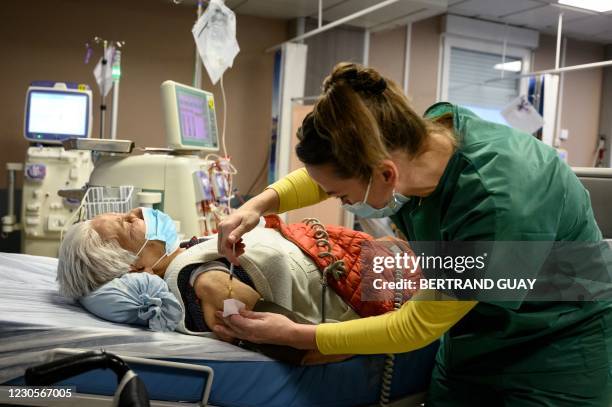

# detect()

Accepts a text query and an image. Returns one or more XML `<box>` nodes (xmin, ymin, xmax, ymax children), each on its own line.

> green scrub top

<box><xmin>390</xmin><ymin>102</ymin><xmax>612</xmax><ymax>406</ymax></box>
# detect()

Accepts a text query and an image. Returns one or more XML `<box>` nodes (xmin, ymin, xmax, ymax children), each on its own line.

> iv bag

<box><xmin>192</xmin><ymin>0</ymin><xmax>240</xmax><ymax>85</ymax></box>
<box><xmin>93</xmin><ymin>45</ymin><xmax>115</xmax><ymax>97</ymax></box>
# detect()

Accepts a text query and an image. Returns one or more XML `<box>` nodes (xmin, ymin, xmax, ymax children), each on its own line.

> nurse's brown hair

<box><xmin>296</xmin><ymin>62</ymin><xmax>452</xmax><ymax>180</ymax></box>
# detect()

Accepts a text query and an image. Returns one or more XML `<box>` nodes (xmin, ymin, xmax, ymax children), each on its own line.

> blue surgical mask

<box><xmin>136</xmin><ymin>208</ymin><xmax>180</xmax><ymax>269</ymax></box>
<box><xmin>342</xmin><ymin>177</ymin><xmax>410</xmax><ymax>218</ymax></box>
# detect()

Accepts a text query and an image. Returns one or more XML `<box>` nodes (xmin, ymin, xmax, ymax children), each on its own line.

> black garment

<box><xmin>176</xmin><ymin>260</ymin><xmax>254</xmax><ymax>332</ymax></box>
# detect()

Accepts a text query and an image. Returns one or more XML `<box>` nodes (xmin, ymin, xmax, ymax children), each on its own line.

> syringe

<box><xmin>228</xmin><ymin>242</ymin><xmax>235</xmax><ymax>298</ymax></box>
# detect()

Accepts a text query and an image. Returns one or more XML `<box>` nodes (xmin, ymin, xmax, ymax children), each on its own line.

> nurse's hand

<box><xmin>213</xmin><ymin>309</ymin><xmax>318</xmax><ymax>350</ymax></box>
<box><xmin>218</xmin><ymin>189</ymin><xmax>280</xmax><ymax>265</ymax></box>
<box><xmin>217</xmin><ymin>210</ymin><xmax>259</xmax><ymax>264</ymax></box>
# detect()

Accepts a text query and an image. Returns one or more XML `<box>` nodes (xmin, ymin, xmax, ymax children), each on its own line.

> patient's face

<box><xmin>91</xmin><ymin>208</ymin><xmax>147</xmax><ymax>253</ymax></box>
<box><xmin>90</xmin><ymin>208</ymin><xmax>166</xmax><ymax>274</ymax></box>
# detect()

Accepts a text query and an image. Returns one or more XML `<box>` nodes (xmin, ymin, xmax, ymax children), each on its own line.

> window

<box><xmin>440</xmin><ymin>36</ymin><xmax>531</xmax><ymax>125</ymax></box>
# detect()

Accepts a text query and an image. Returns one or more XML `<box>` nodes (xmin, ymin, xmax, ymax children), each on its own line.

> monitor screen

<box><xmin>176</xmin><ymin>87</ymin><xmax>217</xmax><ymax>149</ymax></box>
<box><xmin>27</xmin><ymin>91</ymin><xmax>89</xmax><ymax>139</ymax></box>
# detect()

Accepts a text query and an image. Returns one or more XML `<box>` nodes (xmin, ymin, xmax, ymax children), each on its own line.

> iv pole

<box><xmin>193</xmin><ymin>0</ymin><xmax>205</xmax><ymax>89</ymax></box>
<box><xmin>100</xmin><ymin>39</ymin><xmax>108</xmax><ymax>139</ymax></box>
<box><xmin>87</xmin><ymin>37</ymin><xmax>125</xmax><ymax>139</ymax></box>
<box><xmin>172</xmin><ymin>0</ymin><xmax>207</xmax><ymax>89</ymax></box>
<box><xmin>110</xmin><ymin>42</ymin><xmax>125</xmax><ymax>140</ymax></box>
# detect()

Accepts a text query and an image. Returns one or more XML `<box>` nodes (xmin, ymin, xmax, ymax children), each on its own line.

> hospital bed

<box><xmin>0</xmin><ymin>252</ymin><xmax>438</xmax><ymax>406</ymax></box>
<box><xmin>574</xmin><ymin>167</ymin><xmax>612</xmax><ymax>239</ymax></box>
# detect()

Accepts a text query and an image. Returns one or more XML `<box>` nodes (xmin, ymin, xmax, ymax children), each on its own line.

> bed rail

<box><xmin>0</xmin><ymin>347</ymin><xmax>214</xmax><ymax>407</ymax></box>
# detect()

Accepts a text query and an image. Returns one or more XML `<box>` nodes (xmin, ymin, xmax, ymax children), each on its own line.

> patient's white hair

<box><xmin>57</xmin><ymin>221</ymin><xmax>136</xmax><ymax>299</ymax></box>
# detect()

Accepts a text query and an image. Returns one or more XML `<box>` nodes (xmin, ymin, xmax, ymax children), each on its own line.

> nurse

<box><xmin>216</xmin><ymin>62</ymin><xmax>611</xmax><ymax>406</ymax></box>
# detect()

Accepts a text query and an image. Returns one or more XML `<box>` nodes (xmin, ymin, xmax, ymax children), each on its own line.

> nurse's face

<box><xmin>306</xmin><ymin>162</ymin><xmax>397</xmax><ymax>207</ymax></box>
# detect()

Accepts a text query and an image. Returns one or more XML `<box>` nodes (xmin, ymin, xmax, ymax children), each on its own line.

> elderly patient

<box><xmin>57</xmin><ymin>208</ymin><xmax>363</xmax><ymax>346</ymax></box>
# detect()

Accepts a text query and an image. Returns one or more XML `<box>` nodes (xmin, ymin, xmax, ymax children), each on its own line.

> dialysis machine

<box><xmin>2</xmin><ymin>82</ymin><xmax>94</xmax><ymax>256</ymax></box>
<box><xmin>65</xmin><ymin>80</ymin><xmax>231</xmax><ymax>239</ymax></box>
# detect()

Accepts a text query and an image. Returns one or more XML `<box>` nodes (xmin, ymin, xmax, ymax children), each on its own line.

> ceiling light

<box><xmin>558</xmin><ymin>0</ymin><xmax>612</xmax><ymax>13</ymax></box>
<box><xmin>494</xmin><ymin>61</ymin><xmax>523</xmax><ymax>72</ymax></box>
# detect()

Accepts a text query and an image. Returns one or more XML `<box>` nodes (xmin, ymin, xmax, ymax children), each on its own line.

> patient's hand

<box><xmin>207</xmin><ymin>312</ymin><xmax>235</xmax><ymax>343</ymax></box>
<box><xmin>193</xmin><ymin>270</ymin><xmax>261</xmax><ymax>342</ymax></box>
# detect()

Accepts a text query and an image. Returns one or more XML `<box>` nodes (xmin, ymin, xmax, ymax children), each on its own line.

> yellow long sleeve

<box><xmin>316</xmin><ymin>295</ymin><xmax>477</xmax><ymax>355</ymax></box>
<box><xmin>267</xmin><ymin>168</ymin><xmax>328</xmax><ymax>213</ymax></box>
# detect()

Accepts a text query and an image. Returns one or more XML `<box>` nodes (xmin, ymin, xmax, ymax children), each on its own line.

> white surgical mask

<box><xmin>342</xmin><ymin>177</ymin><xmax>410</xmax><ymax>218</ymax></box>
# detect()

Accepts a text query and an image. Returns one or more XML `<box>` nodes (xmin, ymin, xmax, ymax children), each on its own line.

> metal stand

<box><xmin>100</xmin><ymin>40</ymin><xmax>108</xmax><ymax>139</ymax></box>
<box><xmin>1</xmin><ymin>163</ymin><xmax>23</xmax><ymax>235</ymax></box>
<box><xmin>111</xmin><ymin>49</ymin><xmax>122</xmax><ymax>140</ymax></box>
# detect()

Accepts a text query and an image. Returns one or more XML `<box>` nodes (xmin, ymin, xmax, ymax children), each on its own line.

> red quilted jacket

<box><xmin>264</xmin><ymin>215</ymin><xmax>421</xmax><ymax>317</ymax></box>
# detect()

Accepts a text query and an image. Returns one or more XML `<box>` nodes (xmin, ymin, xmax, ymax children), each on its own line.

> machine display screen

<box><xmin>27</xmin><ymin>91</ymin><xmax>89</xmax><ymax>140</ymax></box>
<box><xmin>176</xmin><ymin>88</ymin><xmax>217</xmax><ymax>149</ymax></box>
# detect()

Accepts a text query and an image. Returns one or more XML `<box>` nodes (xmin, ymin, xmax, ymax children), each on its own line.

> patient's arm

<box><xmin>196</xmin><ymin>271</ymin><xmax>354</xmax><ymax>364</ymax></box>
<box><xmin>193</xmin><ymin>270</ymin><xmax>261</xmax><ymax>342</ymax></box>
<box><xmin>193</xmin><ymin>270</ymin><xmax>353</xmax><ymax>364</ymax></box>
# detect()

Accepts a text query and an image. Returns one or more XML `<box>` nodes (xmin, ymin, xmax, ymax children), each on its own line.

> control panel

<box><xmin>21</xmin><ymin>146</ymin><xmax>93</xmax><ymax>256</ymax></box>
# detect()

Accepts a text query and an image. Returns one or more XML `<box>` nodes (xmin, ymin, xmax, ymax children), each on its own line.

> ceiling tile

<box><xmin>322</xmin><ymin>0</ymin><xmax>404</xmax><ymax>22</ymax></box>
<box><xmin>563</xmin><ymin>14</ymin><xmax>612</xmax><ymax>36</ymax></box>
<box><xmin>448</xmin><ymin>0</ymin><xmax>542</xmax><ymax>19</ymax></box>
<box><xmin>592</xmin><ymin>31</ymin><xmax>612</xmax><ymax>43</ymax></box>
<box><xmin>322</xmin><ymin>0</ymin><xmax>446</xmax><ymax>28</ymax></box>
<box><xmin>503</xmin><ymin>4</ymin><xmax>589</xmax><ymax>31</ymax></box>
<box><xmin>230</xmin><ymin>0</ymin><xmax>347</xmax><ymax>19</ymax></box>
<box><xmin>370</xmin><ymin>8</ymin><xmax>446</xmax><ymax>31</ymax></box>
<box><xmin>189</xmin><ymin>0</ymin><xmax>612</xmax><ymax>42</ymax></box>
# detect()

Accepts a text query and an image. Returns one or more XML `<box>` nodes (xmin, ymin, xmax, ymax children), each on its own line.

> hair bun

<box><xmin>324</xmin><ymin>62</ymin><xmax>387</xmax><ymax>95</ymax></box>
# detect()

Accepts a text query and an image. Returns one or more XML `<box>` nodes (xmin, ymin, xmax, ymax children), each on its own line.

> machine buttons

<box><xmin>25</xmin><ymin>217</ymin><xmax>40</xmax><ymax>226</ymax></box>
<box><xmin>26</xmin><ymin>203</ymin><xmax>40</xmax><ymax>212</ymax></box>
<box><xmin>25</xmin><ymin>163</ymin><xmax>46</xmax><ymax>181</ymax></box>
<box><xmin>33</xmin><ymin>189</ymin><xmax>43</xmax><ymax>199</ymax></box>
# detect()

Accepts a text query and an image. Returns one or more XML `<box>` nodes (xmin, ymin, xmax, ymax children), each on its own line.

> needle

<box><xmin>228</xmin><ymin>242</ymin><xmax>235</xmax><ymax>298</ymax></box>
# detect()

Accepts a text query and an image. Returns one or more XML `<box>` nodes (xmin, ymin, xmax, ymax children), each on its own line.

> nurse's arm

<box><xmin>267</xmin><ymin>168</ymin><xmax>328</xmax><ymax>213</ymax></box>
<box><xmin>216</xmin><ymin>293</ymin><xmax>477</xmax><ymax>354</ymax></box>
<box><xmin>315</xmin><ymin>294</ymin><xmax>478</xmax><ymax>355</ymax></box>
<box><xmin>228</xmin><ymin>167</ymin><xmax>326</xmax><ymax>221</ymax></box>
<box><xmin>218</xmin><ymin>168</ymin><xmax>327</xmax><ymax>263</ymax></box>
